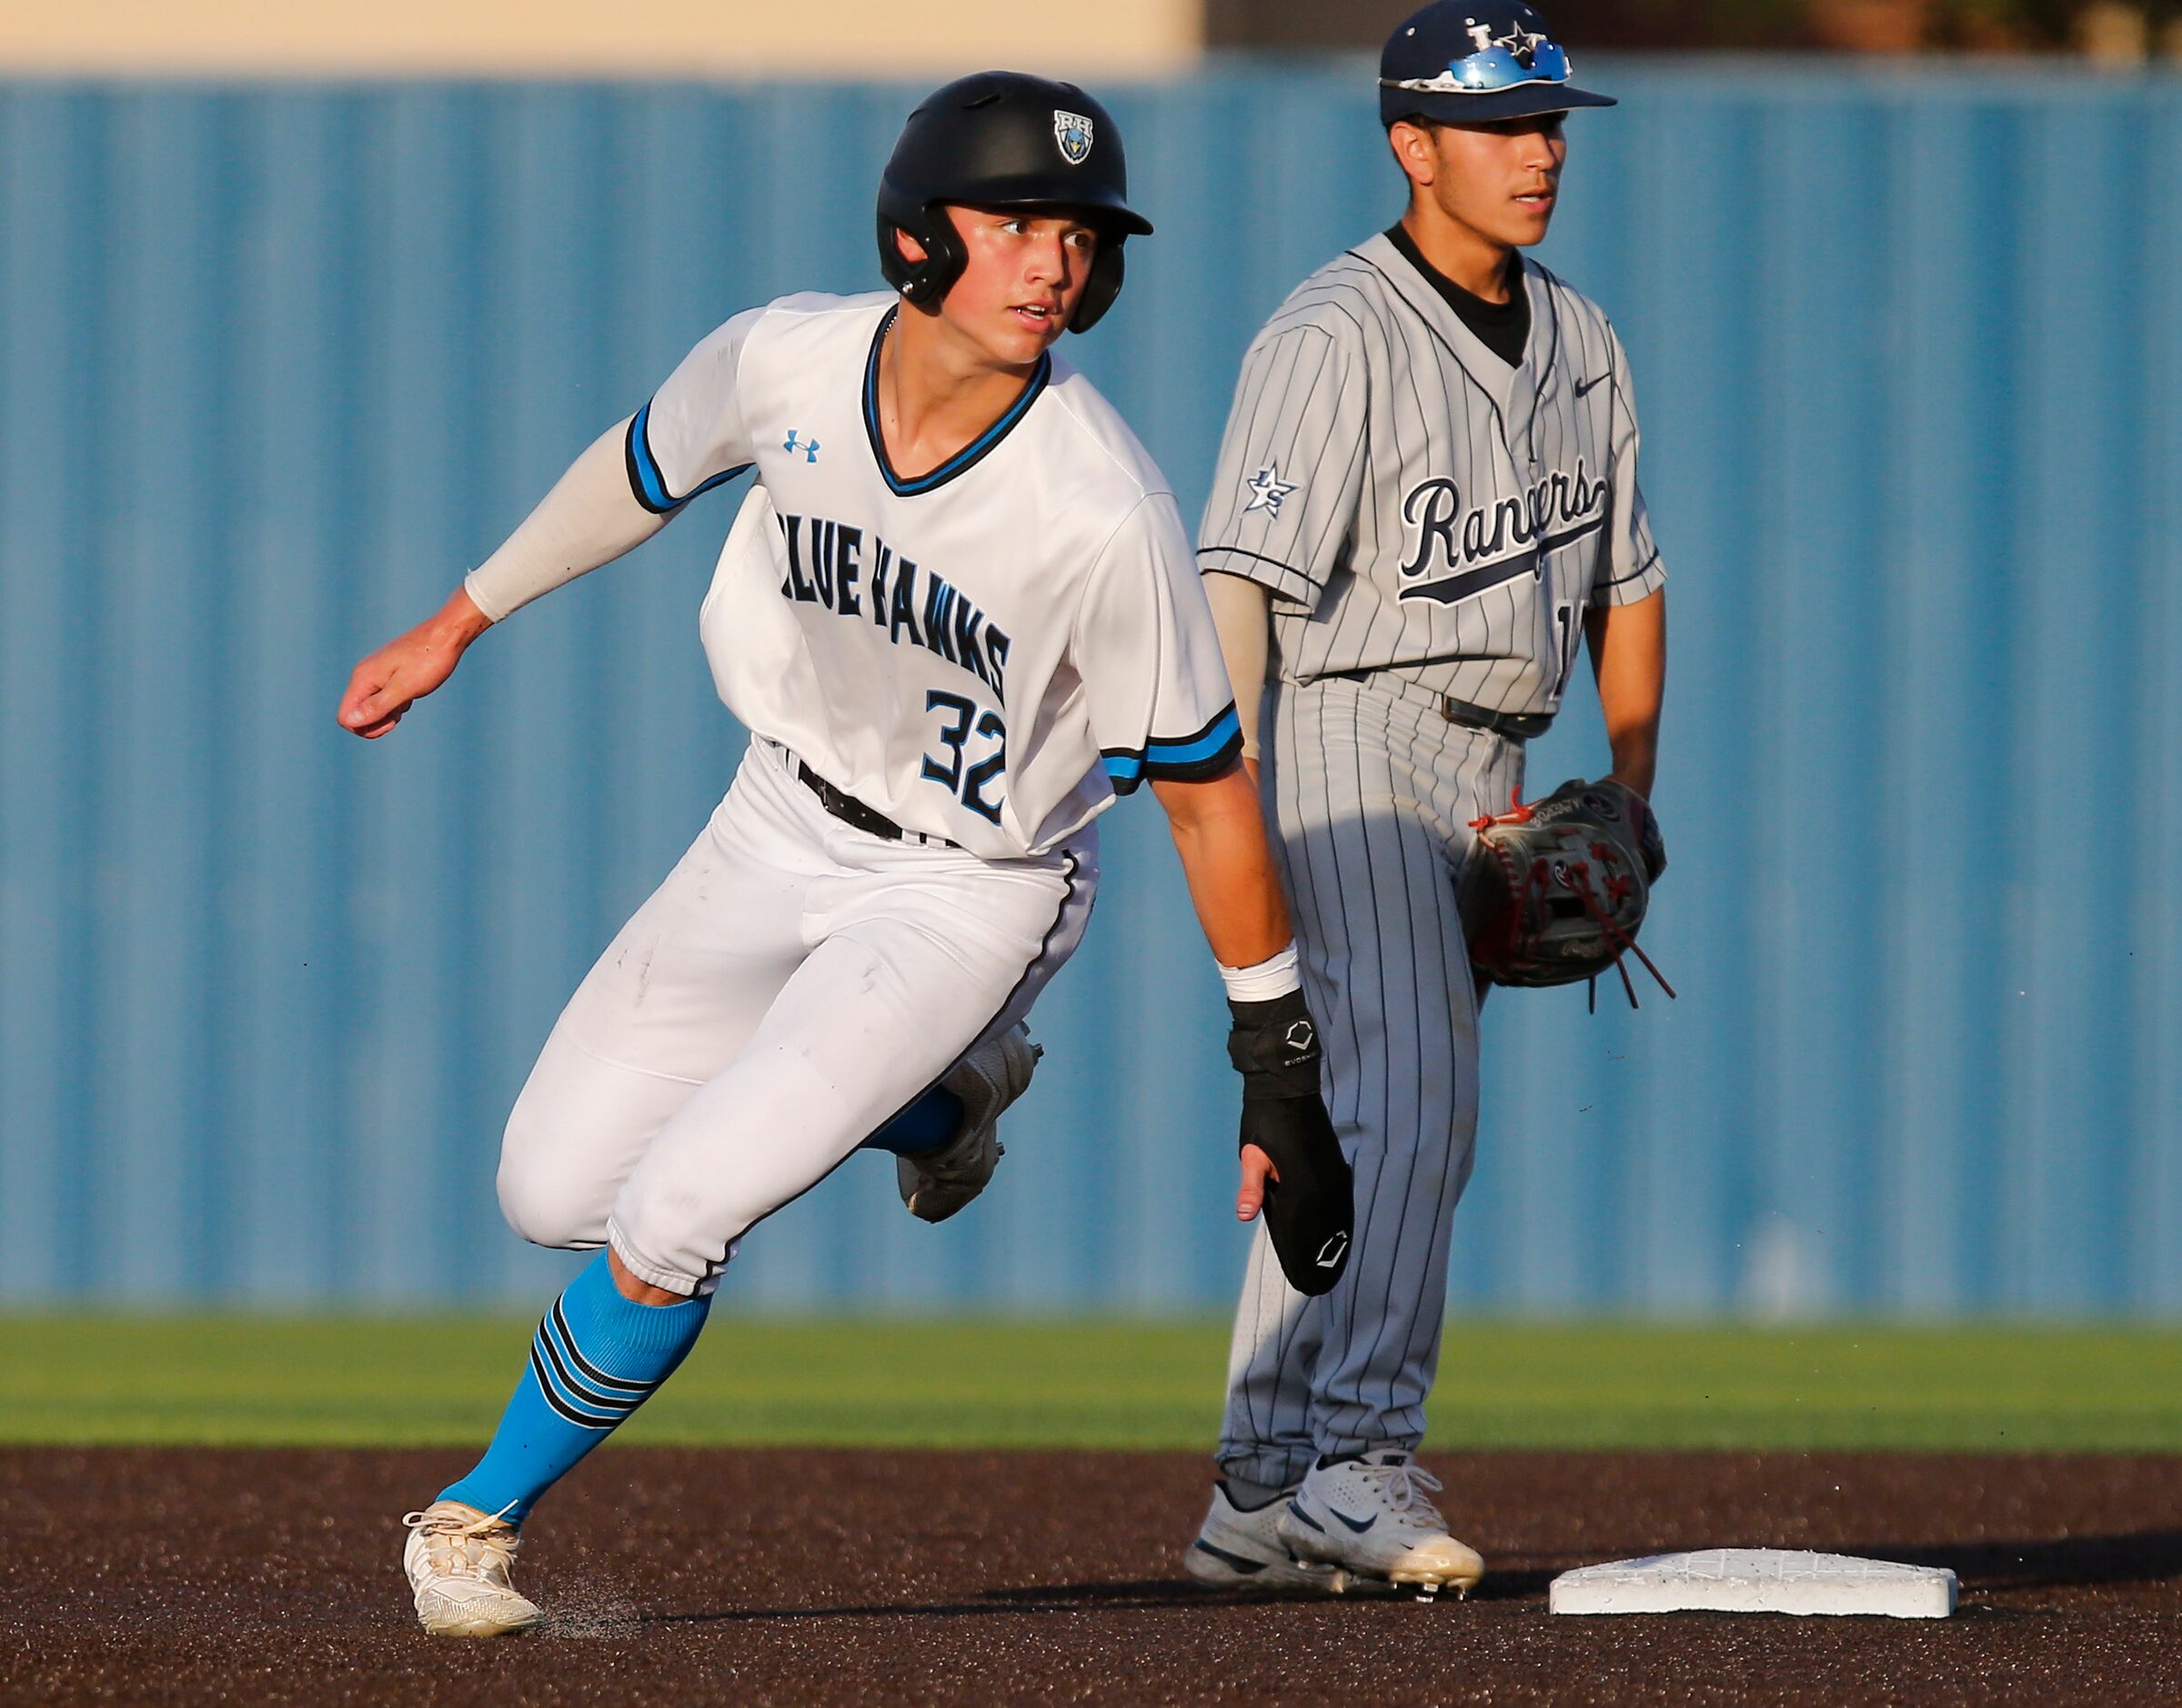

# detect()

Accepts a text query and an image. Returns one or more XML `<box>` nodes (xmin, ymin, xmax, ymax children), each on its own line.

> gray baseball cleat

<box><xmin>897</xmin><ymin>1023</ymin><xmax>1041</xmax><ymax>1223</ymax></box>
<box><xmin>1275</xmin><ymin>1451</ymin><xmax>1485</xmax><ymax>1597</ymax></box>
<box><xmin>402</xmin><ymin>1500</ymin><xmax>545</xmax><ymax>1637</ymax></box>
<box><xmin>1186</xmin><ymin>1480</ymin><xmax>1363</xmax><ymax>1594</ymax></box>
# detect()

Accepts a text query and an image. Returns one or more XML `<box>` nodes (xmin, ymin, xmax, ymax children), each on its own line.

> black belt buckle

<box><xmin>1441</xmin><ymin>695</ymin><xmax>1551</xmax><ymax>741</ymax></box>
<box><xmin>797</xmin><ymin>760</ymin><xmax>903</xmax><ymax>840</ymax></box>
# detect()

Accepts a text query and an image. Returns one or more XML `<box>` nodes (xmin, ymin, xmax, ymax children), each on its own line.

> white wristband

<box><xmin>1219</xmin><ymin>944</ymin><xmax>1302</xmax><ymax>1004</ymax></box>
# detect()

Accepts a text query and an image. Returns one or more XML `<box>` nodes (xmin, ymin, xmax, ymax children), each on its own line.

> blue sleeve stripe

<box><xmin>1144</xmin><ymin>707</ymin><xmax>1242</xmax><ymax>765</ymax></box>
<box><xmin>686</xmin><ymin>463</ymin><xmax>752</xmax><ymax>501</ymax></box>
<box><xmin>1099</xmin><ymin>706</ymin><xmax>1242</xmax><ymax>796</ymax></box>
<box><xmin>625</xmin><ymin>400</ymin><xmax>747</xmax><ymax>513</ymax></box>
<box><xmin>626</xmin><ymin>401</ymin><xmax>675</xmax><ymax>512</ymax></box>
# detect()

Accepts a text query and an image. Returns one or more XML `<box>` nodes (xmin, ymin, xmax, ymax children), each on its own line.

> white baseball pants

<box><xmin>495</xmin><ymin>737</ymin><xmax>1096</xmax><ymax>1295</ymax></box>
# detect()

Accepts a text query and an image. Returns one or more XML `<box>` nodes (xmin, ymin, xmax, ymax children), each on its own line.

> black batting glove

<box><xmin>1228</xmin><ymin>989</ymin><xmax>1353</xmax><ymax>1296</ymax></box>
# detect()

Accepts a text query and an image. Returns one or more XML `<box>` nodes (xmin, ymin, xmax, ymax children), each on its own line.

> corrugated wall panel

<box><xmin>1</xmin><ymin>65</ymin><xmax>2177</xmax><ymax>1312</ymax></box>
<box><xmin>2137</xmin><ymin>97</ymin><xmax>2182</xmax><ymax>1312</ymax></box>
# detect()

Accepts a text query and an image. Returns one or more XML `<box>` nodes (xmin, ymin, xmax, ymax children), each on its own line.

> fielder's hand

<box><xmin>338</xmin><ymin>588</ymin><xmax>492</xmax><ymax>738</ymax></box>
<box><xmin>1228</xmin><ymin>990</ymin><xmax>1353</xmax><ymax>1296</ymax></box>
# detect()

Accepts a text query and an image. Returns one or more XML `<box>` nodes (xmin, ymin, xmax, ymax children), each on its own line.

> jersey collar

<box><xmin>1358</xmin><ymin>233</ymin><xmax>1543</xmax><ymax>425</ymax></box>
<box><xmin>860</xmin><ymin>306</ymin><xmax>1053</xmax><ymax>497</ymax></box>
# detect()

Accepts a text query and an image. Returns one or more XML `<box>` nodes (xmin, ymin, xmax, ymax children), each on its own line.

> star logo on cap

<box><xmin>1242</xmin><ymin>463</ymin><xmax>1299</xmax><ymax>517</ymax></box>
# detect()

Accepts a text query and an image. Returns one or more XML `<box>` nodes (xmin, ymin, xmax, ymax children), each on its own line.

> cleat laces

<box><xmin>1360</xmin><ymin>1460</ymin><xmax>1451</xmax><ymax>1531</ymax></box>
<box><xmin>404</xmin><ymin>1502</ymin><xmax>525</xmax><ymax>1585</ymax></box>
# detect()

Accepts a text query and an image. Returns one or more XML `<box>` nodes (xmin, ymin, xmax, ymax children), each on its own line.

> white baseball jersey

<box><xmin>630</xmin><ymin>290</ymin><xmax>1242</xmax><ymax>861</ymax></box>
<box><xmin>1197</xmin><ymin>235</ymin><xmax>1665</xmax><ymax>715</ymax></box>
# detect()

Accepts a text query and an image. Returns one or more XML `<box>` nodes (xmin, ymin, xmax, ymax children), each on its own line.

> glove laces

<box><xmin>1469</xmin><ymin>788</ymin><xmax>1676</xmax><ymax>1013</ymax></box>
<box><xmin>1564</xmin><ymin>846</ymin><xmax>1676</xmax><ymax>1012</ymax></box>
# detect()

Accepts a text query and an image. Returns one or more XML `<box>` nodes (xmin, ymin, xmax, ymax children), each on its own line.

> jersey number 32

<box><xmin>922</xmin><ymin>690</ymin><xmax>1007</xmax><ymax>826</ymax></box>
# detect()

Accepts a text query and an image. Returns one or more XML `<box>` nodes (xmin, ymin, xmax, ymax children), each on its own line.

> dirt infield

<box><xmin>5</xmin><ymin>1448</ymin><xmax>2181</xmax><ymax>1705</ymax></box>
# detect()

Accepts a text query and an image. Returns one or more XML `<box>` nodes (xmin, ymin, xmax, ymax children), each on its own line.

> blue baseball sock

<box><xmin>439</xmin><ymin>1251</ymin><xmax>709</xmax><ymax>1526</ymax></box>
<box><xmin>860</xmin><ymin>1086</ymin><xmax>964</xmax><ymax>1158</ymax></box>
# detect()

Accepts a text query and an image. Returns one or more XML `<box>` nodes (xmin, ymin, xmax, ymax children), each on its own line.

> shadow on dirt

<box><xmin>639</xmin><ymin>1532</ymin><xmax>2182</xmax><ymax>1631</ymax></box>
<box><xmin>647</xmin><ymin>1583</ymin><xmax>1183</xmax><ymax>1625</ymax></box>
<box><xmin>1863</xmin><ymin>1532</ymin><xmax>2182</xmax><ymax>1593</ymax></box>
<box><xmin>646</xmin><ymin>1572</ymin><xmax>1576</xmax><ymax>1626</ymax></box>
<box><xmin>646</xmin><ymin>1577</ymin><xmax>1433</xmax><ymax>1626</ymax></box>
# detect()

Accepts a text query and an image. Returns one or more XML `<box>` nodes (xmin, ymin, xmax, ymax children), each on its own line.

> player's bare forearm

<box><xmin>1155</xmin><ymin>760</ymin><xmax>1314</xmax><ymax>1228</ymax></box>
<box><xmin>337</xmin><ymin>419</ymin><xmax>669</xmax><ymax>741</ymax></box>
<box><xmin>337</xmin><ymin>585</ymin><xmax>492</xmax><ymax>739</ymax></box>
<box><xmin>1151</xmin><ymin>762</ymin><xmax>1294</xmax><ymax>969</ymax></box>
<box><xmin>1586</xmin><ymin>588</ymin><xmax>1664</xmax><ymax>799</ymax></box>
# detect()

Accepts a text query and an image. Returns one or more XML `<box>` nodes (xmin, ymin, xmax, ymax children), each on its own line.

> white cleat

<box><xmin>1185</xmin><ymin>1481</ymin><xmax>1361</xmax><ymax>1594</ymax></box>
<box><xmin>402</xmin><ymin>1500</ymin><xmax>545</xmax><ymax>1637</ymax></box>
<box><xmin>898</xmin><ymin>1024</ymin><xmax>1042</xmax><ymax>1223</ymax></box>
<box><xmin>1275</xmin><ymin>1451</ymin><xmax>1486</xmax><ymax>1598</ymax></box>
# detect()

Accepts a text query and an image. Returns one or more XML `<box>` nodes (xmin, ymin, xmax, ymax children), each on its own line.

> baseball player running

<box><xmin>1184</xmin><ymin>1</ymin><xmax>1668</xmax><ymax>1597</ymax></box>
<box><xmin>337</xmin><ymin>73</ymin><xmax>1353</xmax><ymax>1637</ymax></box>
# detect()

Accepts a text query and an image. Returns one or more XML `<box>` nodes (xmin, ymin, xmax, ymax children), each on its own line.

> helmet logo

<box><xmin>1052</xmin><ymin>110</ymin><xmax>1094</xmax><ymax>166</ymax></box>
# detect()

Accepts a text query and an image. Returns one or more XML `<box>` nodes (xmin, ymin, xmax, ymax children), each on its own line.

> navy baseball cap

<box><xmin>1380</xmin><ymin>2</ymin><xmax>1616</xmax><ymax>127</ymax></box>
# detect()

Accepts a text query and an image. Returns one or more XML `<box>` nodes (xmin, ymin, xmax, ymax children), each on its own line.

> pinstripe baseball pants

<box><xmin>1217</xmin><ymin>674</ymin><xmax>1521</xmax><ymax>1487</ymax></box>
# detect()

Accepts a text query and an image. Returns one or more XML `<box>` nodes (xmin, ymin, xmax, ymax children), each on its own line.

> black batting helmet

<box><xmin>877</xmin><ymin>71</ymin><xmax>1152</xmax><ymax>335</ymax></box>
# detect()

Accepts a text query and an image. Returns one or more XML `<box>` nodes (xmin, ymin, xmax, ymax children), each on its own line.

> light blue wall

<box><xmin>1</xmin><ymin>65</ymin><xmax>2177</xmax><ymax>1312</ymax></box>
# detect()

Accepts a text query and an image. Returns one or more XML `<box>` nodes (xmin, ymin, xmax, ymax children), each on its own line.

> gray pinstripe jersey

<box><xmin>1197</xmin><ymin>232</ymin><xmax>1665</xmax><ymax>715</ymax></box>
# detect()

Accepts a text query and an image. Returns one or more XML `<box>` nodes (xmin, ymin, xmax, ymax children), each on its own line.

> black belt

<box><xmin>1314</xmin><ymin>668</ymin><xmax>1552</xmax><ymax>741</ymax></box>
<box><xmin>1439</xmin><ymin>696</ymin><xmax>1553</xmax><ymax>741</ymax></box>
<box><xmin>796</xmin><ymin>760</ymin><xmax>957</xmax><ymax>848</ymax></box>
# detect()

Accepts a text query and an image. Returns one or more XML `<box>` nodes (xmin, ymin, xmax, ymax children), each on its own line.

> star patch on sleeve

<box><xmin>1242</xmin><ymin>464</ymin><xmax>1299</xmax><ymax>518</ymax></box>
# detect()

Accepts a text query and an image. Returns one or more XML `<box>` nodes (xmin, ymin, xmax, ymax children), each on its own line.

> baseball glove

<box><xmin>1458</xmin><ymin>778</ymin><xmax>1674</xmax><ymax>1009</ymax></box>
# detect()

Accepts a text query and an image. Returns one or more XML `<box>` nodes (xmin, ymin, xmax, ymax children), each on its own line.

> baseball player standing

<box><xmin>337</xmin><ymin>73</ymin><xmax>1354</xmax><ymax>1637</ymax></box>
<box><xmin>1185</xmin><ymin>1</ymin><xmax>1668</xmax><ymax>1596</ymax></box>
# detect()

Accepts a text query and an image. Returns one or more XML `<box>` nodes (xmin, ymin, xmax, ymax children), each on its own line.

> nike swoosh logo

<box><xmin>1330</xmin><ymin>1509</ymin><xmax>1378</xmax><ymax>1534</ymax></box>
<box><xmin>1194</xmin><ymin>1541</ymin><xmax>1272</xmax><ymax>1575</ymax></box>
<box><xmin>1574</xmin><ymin>372</ymin><xmax>1608</xmax><ymax>398</ymax></box>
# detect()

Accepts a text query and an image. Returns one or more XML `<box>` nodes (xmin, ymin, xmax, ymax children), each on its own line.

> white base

<box><xmin>1548</xmin><ymin>1550</ymin><xmax>1957</xmax><ymax>1619</ymax></box>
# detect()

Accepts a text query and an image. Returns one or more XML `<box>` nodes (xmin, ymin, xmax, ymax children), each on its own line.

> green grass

<box><xmin>4</xmin><ymin>1317</ymin><xmax>2180</xmax><ymax>1452</ymax></box>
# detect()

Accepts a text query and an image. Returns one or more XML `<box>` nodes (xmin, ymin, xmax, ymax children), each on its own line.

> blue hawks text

<box><xmin>774</xmin><ymin>510</ymin><xmax>1013</xmax><ymax>702</ymax></box>
<box><xmin>775</xmin><ymin>509</ymin><xmax>1016</xmax><ymax>824</ymax></box>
